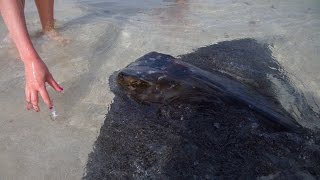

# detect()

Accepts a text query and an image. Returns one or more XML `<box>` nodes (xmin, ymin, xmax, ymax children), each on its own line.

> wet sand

<box><xmin>0</xmin><ymin>0</ymin><xmax>319</xmax><ymax>179</ymax></box>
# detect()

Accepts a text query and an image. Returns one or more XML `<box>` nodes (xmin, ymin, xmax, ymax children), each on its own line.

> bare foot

<box><xmin>43</xmin><ymin>29</ymin><xmax>70</xmax><ymax>46</ymax></box>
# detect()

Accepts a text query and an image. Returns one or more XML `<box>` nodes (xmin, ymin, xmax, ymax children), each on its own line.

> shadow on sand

<box><xmin>84</xmin><ymin>39</ymin><xmax>320</xmax><ymax>179</ymax></box>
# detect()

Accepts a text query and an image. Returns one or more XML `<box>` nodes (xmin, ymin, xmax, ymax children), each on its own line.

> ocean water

<box><xmin>0</xmin><ymin>0</ymin><xmax>319</xmax><ymax>178</ymax></box>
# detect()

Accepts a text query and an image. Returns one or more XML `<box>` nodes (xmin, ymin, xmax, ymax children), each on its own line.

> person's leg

<box><xmin>21</xmin><ymin>0</ymin><xmax>25</xmax><ymax>9</ymax></box>
<box><xmin>34</xmin><ymin>0</ymin><xmax>54</xmax><ymax>32</ymax></box>
<box><xmin>34</xmin><ymin>0</ymin><xmax>69</xmax><ymax>44</ymax></box>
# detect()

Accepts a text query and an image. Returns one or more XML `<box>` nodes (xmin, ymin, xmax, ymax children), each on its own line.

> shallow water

<box><xmin>0</xmin><ymin>0</ymin><xmax>319</xmax><ymax>178</ymax></box>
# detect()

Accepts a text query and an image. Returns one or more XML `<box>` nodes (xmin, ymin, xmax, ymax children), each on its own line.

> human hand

<box><xmin>24</xmin><ymin>58</ymin><xmax>63</xmax><ymax>112</ymax></box>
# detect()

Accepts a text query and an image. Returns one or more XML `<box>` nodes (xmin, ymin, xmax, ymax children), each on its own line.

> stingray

<box><xmin>117</xmin><ymin>52</ymin><xmax>302</xmax><ymax>132</ymax></box>
<box><xmin>84</xmin><ymin>39</ymin><xmax>320</xmax><ymax>179</ymax></box>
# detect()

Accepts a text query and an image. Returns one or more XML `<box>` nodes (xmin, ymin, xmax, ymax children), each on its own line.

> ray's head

<box><xmin>117</xmin><ymin>68</ymin><xmax>181</xmax><ymax>104</ymax></box>
<box><xmin>116</xmin><ymin>52</ymin><xmax>191</xmax><ymax>104</ymax></box>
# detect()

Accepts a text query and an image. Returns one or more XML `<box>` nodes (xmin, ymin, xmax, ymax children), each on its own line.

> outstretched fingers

<box><xmin>39</xmin><ymin>87</ymin><xmax>52</xmax><ymax>109</ymax></box>
<box><xmin>47</xmin><ymin>74</ymin><xmax>63</xmax><ymax>92</ymax></box>
<box><xmin>24</xmin><ymin>74</ymin><xmax>62</xmax><ymax>112</ymax></box>
<box><xmin>25</xmin><ymin>87</ymin><xmax>32</xmax><ymax>110</ymax></box>
<box><xmin>31</xmin><ymin>90</ymin><xmax>39</xmax><ymax>112</ymax></box>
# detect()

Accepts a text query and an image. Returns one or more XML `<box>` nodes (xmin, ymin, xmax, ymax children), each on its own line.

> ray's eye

<box><xmin>117</xmin><ymin>73</ymin><xmax>151</xmax><ymax>91</ymax></box>
<box><xmin>129</xmin><ymin>79</ymin><xmax>150</xmax><ymax>90</ymax></box>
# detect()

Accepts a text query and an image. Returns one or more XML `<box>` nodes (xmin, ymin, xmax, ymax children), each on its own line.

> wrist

<box><xmin>21</xmin><ymin>53</ymin><xmax>41</xmax><ymax>65</ymax></box>
<box><xmin>15</xmin><ymin>43</ymin><xmax>40</xmax><ymax>65</ymax></box>
<box><xmin>13</xmin><ymin>40</ymin><xmax>39</xmax><ymax>64</ymax></box>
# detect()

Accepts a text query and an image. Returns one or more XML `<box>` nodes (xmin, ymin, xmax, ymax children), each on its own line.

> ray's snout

<box><xmin>117</xmin><ymin>71</ymin><xmax>151</xmax><ymax>92</ymax></box>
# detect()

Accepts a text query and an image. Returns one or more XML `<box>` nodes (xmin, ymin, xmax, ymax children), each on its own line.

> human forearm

<box><xmin>0</xmin><ymin>0</ymin><xmax>63</xmax><ymax>112</ymax></box>
<box><xmin>0</xmin><ymin>0</ymin><xmax>39</xmax><ymax>62</ymax></box>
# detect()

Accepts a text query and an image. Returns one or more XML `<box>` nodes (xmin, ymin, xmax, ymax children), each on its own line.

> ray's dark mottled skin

<box><xmin>117</xmin><ymin>51</ymin><xmax>302</xmax><ymax>132</ymax></box>
<box><xmin>84</xmin><ymin>39</ymin><xmax>320</xmax><ymax>180</ymax></box>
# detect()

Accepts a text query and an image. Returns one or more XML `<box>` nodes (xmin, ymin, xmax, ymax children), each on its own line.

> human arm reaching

<box><xmin>0</xmin><ymin>0</ymin><xmax>63</xmax><ymax>112</ymax></box>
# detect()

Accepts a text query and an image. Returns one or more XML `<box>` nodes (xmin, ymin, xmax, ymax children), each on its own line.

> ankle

<box><xmin>42</xmin><ymin>22</ymin><xmax>55</xmax><ymax>33</ymax></box>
